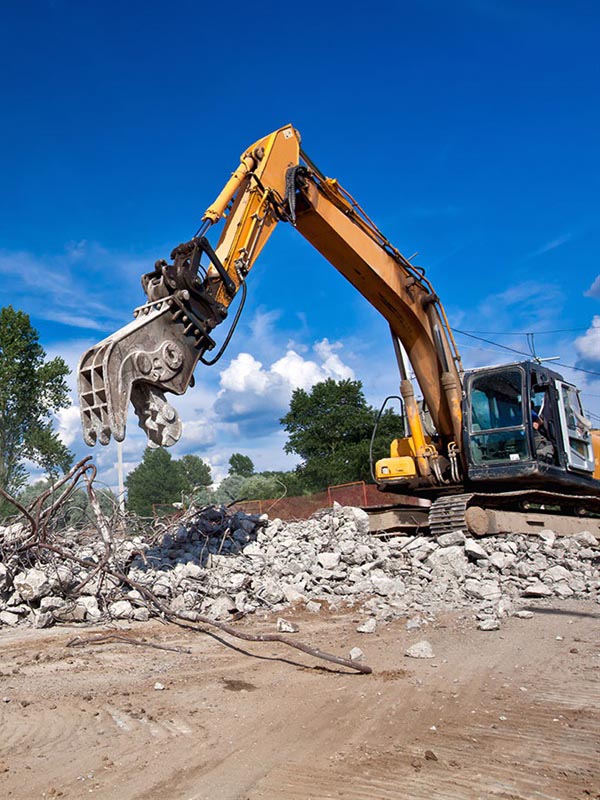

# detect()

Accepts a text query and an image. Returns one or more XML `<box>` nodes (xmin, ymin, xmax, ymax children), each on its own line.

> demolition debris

<box><xmin>0</xmin><ymin>458</ymin><xmax>599</xmax><ymax>646</ymax></box>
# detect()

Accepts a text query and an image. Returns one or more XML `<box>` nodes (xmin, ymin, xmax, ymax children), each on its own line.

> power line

<box><xmin>556</xmin><ymin>361</ymin><xmax>600</xmax><ymax>377</ymax></box>
<box><xmin>458</xmin><ymin>326</ymin><xmax>600</xmax><ymax>336</ymax></box>
<box><xmin>453</xmin><ymin>329</ymin><xmax>534</xmax><ymax>358</ymax></box>
<box><xmin>453</xmin><ymin>328</ymin><xmax>600</xmax><ymax>379</ymax></box>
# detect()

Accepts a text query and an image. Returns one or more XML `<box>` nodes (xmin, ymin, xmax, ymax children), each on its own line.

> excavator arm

<box><xmin>78</xmin><ymin>125</ymin><xmax>463</xmax><ymax>482</ymax></box>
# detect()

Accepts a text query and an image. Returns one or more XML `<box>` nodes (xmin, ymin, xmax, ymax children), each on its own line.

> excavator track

<box><xmin>428</xmin><ymin>489</ymin><xmax>600</xmax><ymax>539</ymax></box>
<box><xmin>428</xmin><ymin>493</ymin><xmax>474</xmax><ymax>538</ymax></box>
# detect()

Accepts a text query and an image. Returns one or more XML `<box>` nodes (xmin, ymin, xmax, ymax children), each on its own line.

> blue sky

<box><xmin>1</xmin><ymin>0</ymin><xmax>599</xmax><ymax>489</ymax></box>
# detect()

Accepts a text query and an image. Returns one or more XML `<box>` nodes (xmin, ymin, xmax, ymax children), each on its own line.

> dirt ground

<box><xmin>0</xmin><ymin>600</ymin><xmax>598</xmax><ymax>800</ymax></box>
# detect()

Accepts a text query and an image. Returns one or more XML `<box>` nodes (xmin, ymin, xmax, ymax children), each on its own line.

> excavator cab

<box><xmin>463</xmin><ymin>362</ymin><xmax>599</xmax><ymax>491</ymax></box>
<box><xmin>375</xmin><ymin>360</ymin><xmax>600</xmax><ymax>498</ymax></box>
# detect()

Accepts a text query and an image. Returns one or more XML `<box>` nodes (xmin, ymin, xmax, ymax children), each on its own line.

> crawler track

<box><xmin>367</xmin><ymin>489</ymin><xmax>600</xmax><ymax>538</ymax></box>
<box><xmin>430</xmin><ymin>489</ymin><xmax>600</xmax><ymax>538</ymax></box>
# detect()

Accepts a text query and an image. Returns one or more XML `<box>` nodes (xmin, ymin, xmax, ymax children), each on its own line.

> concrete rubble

<box><xmin>1</xmin><ymin>504</ymin><xmax>599</xmax><ymax>631</ymax></box>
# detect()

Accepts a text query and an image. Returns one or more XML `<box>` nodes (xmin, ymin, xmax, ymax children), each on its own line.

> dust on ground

<box><xmin>0</xmin><ymin>599</ymin><xmax>598</xmax><ymax>800</ymax></box>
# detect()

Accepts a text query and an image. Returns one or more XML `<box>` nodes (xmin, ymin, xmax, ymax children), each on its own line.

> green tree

<box><xmin>239</xmin><ymin>473</ymin><xmax>283</xmax><ymax>501</ymax></box>
<box><xmin>176</xmin><ymin>454</ymin><xmax>212</xmax><ymax>495</ymax></box>
<box><xmin>239</xmin><ymin>470</ymin><xmax>308</xmax><ymax>500</ymax></box>
<box><xmin>212</xmin><ymin>473</ymin><xmax>246</xmax><ymax>505</ymax></box>
<box><xmin>0</xmin><ymin>306</ymin><xmax>73</xmax><ymax>507</ymax></box>
<box><xmin>280</xmin><ymin>378</ymin><xmax>403</xmax><ymax>492</ymax></box>
<box><xmin>228</xmin><ymin>453</ymin><xmax>255</xmax><ymax>477</ymax></box>
<box><xmin>125</xmin><ymin>447</ymin><xmax>185</xmax><ymax>516</ymax></box>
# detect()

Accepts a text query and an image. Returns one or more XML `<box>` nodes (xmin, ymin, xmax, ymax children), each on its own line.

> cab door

<box><xmin>556</xmin><ymin>381</ymin><xmax>594</xmax><ymax>473</ymax></box>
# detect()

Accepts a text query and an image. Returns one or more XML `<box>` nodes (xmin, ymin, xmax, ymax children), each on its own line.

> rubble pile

<box><xmin>1</xmin><ymin>503</ymin><xmax>598</xmax><ymax>630</ymax></box>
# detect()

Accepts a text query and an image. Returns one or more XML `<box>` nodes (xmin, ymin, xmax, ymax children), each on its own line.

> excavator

<box><xmin>77</xmin><ymin>124</ymin><xmax>600</xmax><ymax>537</ymax></box>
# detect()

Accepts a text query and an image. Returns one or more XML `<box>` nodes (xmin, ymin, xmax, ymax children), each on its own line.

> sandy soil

<box><xmin>0</xmin><ymin>599</ymin><xmax>598</xmax><ymax>800</ymax></box>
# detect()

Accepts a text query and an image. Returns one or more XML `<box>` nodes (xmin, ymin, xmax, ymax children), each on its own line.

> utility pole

<box><xmin>117</xmin><ymin>440</ymin><xmax>125</xmax><ymax>512</ymax></box>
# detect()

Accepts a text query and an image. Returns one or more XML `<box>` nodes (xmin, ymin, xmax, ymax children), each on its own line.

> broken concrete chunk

<box><xmin>33</xmin><ymin>611</ymin><xmax>54</xmax><ymax>629</ymax></box>
<box><xmin>13</xmin><ymin>568</ymin><xmax>51</xmax><ymax>601</ymax></box>
<box><xmin>39</xmin><ymin>595</ymin><xmax>66</xmax><ymax>612</ymax></box>
<box><xmin>317</xmin><ymin>552</ymin><xmax>341</xmax><ymax>570</ymax></box>
<box><xmin>405</xmin><ymin>640</ymin><xmax>434</xmax><ymax>659</ymax></box>
<box><xmin>356</xmin><ymin>618</ymin><xmax>377</xmax><ymax>634</ymax></box>
<box><xmin>108</xmin><ymin>600</ymin><xmax>134</xmax><ymax>619</ymax></box>
<box><xmin>539</xmin><ymin>530</ymin><xmax>556</xmax><ymax>547</ymax></box>
<box><xmin>78</xmin><ymin>596</ymin><xmax>101</xmax><ymax>620</ymax></box>
<box><xmin>281</xmin><ymin>584</ymin><xmax>306</xmax><ymax>604</ymax></box>
<box><xmin>478</xmin><ymin>618</ymin><xmax>500</xmax><ymax>631</ymax></box>
<box><xmin>436</xmin><ymin>531</ymin><xmax>465</xmax><ymax>547</ymax></box>
<box><xmin>575</xmin><ymin>531</ymin><xmax>598</xmax><ymax>547</ymax></box>
<box><xmin>407</xmin><ymin>539</ymin><xmax>438</xmax><ymax>562</ymax></box>
<box><xmin>555</xmin><ymin>583</ymin><xmax>574</xmax><ymax>598</ymax></box>
<box><xmin>207</xmin><ymin>595</ymin><xmax>236</xmax><ymax>620</ymax></box>
<box><xmin>277</xmin><ymin>617</ymin><xmax>299</xmax><ymax>633</ymax></box>
<box><xmin>370</xmin><ymin>571</ymin><xmax>401</xmax><ymax>596</ymax></box>
<box><xmin>521</xmin><ymin>581</ymin><xmax>552</xmax><ymax>598</ymax></box>
<box><xmin>464</xmin><ymin>539</ymin><xmax>488</xmax><ymax>560</ymax></box>
<box><xmin>488</xmin><ymin>552</ymin><xmax>516</xmax><ymax>570</ymax></box>
<box><xmin>542</xmin><ymin>565</ymin><xmax>571</xmax><ymax>583</ymax></box>
<box><xmin>343</xmin><ymin>507</ymin><xmax>371</xmax><ymax>536</ymax></box>
<box><xmin>53</xmin><ymin>602</ymin><xmax>87</xmax><ymax>622</ymax></box>
<box><xmin>464</xmin><ymin>579</ymin><xmax>501</xmax><ymax>601</ymax></box>
<box><xmin>496</xmin><ymin>598</ymin><xmax>513</xmax><ymax>618</ymax></box>
<box><xmin>255</xmin><ymin>578</ymin><xmax>284</xmax><ymax>606</ymax></box>
<box><xmin>169</xmin><ymin>595</ymin><xmax>190</xmax><ymax>614</ymax></box>
<box><xmin>567</xmin><ymin>575</ymin><xmax>586</xmax><ymax>593</ymax></box>
<box><xmin>306</xmin><ymin>601</ymin><xmax>322</xmax><ymax>614</ymax></box>
<box><xmin>152</xmin><ymin>577</ymin><xmax>173</xmax><ymax>598</ymax></box>
<box><xmin>349</xmin><ymin>647</ymin><xmax>364</xmax><ymax>661</ymax></box>
<box><xmin>426</xmin><ymin>545</ymin><xmax>468</xmax><ymax>578</ymax></box>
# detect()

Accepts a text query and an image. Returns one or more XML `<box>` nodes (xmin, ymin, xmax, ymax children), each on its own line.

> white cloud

<box><xmin>524</xmin><ymin>233</ymin><xmax>572</xmax><ymax>261</ymax></box>
<box><xmin>314</xmin><ymin>338</ymin><xmax>355</xmax><ymax>381</ymax></box>
<box><xmin>181</xmin><ymin>419</ymin><xmax>220</xmax><ymax>449</ymax></box>
<box><xmin>220</xmin><ymin>353</ymin><xmax>272</xmax><ymax>394</ymax></box>
<box><xmin>575</xmin><ymin>317</ymin><xmax>600</xmax><ymax>361</ymax></box>
<box><xmin>217</xmin><ymin>339</ymin><xmax>355</xmax><ymax>423</ymax></box>
<box><xmin>0</xmin><ymin>242</ymin><xmax>149</xmax><ymax>333</ymax></box>
<box><xmin>478</xmin><ymin>281</ymin><xmax>562</xmax><ymax>326</ymax></box>
<box><xmin>249</xmin><ymin>308</ymin><xmax>282</xmax><ymax>344</ymax></box>
<box><xmin>55</xmin><ymin>404</ymin><xmax>81</xmax><ymax>447</ymax></box>
<box><xmin>271</xmin><ymin>351</ymin><xmax>325</xmax><ymax>391</ymax></box>
<box><xmin>585</xmin><ymin>276</ymin><xmax>600</xmax><ymax>299</ymax></box>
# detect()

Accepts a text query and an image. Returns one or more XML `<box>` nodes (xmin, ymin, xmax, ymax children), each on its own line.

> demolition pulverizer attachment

<box><xmin>78</xmin><ymin>237</ymin><xmax>234</xmax><ymax>447</ymax></box>
<box><xmin>78</xmin><ymin>295</ymin><xmax>225</xmax><ymax>447</ymax></box>
<box><xmin>78</xmin><ymin>300</ymin><xmax>189</xmax><ymax>446</ymax></box>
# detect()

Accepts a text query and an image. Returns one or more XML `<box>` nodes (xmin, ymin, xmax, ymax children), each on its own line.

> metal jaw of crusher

<box><xmin>77</xmin><ymin>237</ymin><xmax>232</xmax><ymax>448</ymax></box>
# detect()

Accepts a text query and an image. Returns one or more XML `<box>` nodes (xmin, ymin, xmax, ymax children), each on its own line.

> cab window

<box><xmin>469</xmin><ymin>369</ymin><xmax>529</xmax><ymax>464</ymax></box>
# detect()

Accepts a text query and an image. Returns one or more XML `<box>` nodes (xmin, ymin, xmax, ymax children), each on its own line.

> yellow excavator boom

<box><xmin>78</xmin><ymin>125</ymin><xmax>463</xmax><ymax>484</ymax></box>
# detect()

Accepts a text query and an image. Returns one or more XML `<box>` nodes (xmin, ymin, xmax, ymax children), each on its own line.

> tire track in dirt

<box><xmin>246</xmin><ymin>631</ymin><xmax>600</xmax><ymax>800</ymax></box>
<box><xmin>1</xmin><ymin>604</ymin><xmax>598</xmax><ymax>800</ymax></box>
